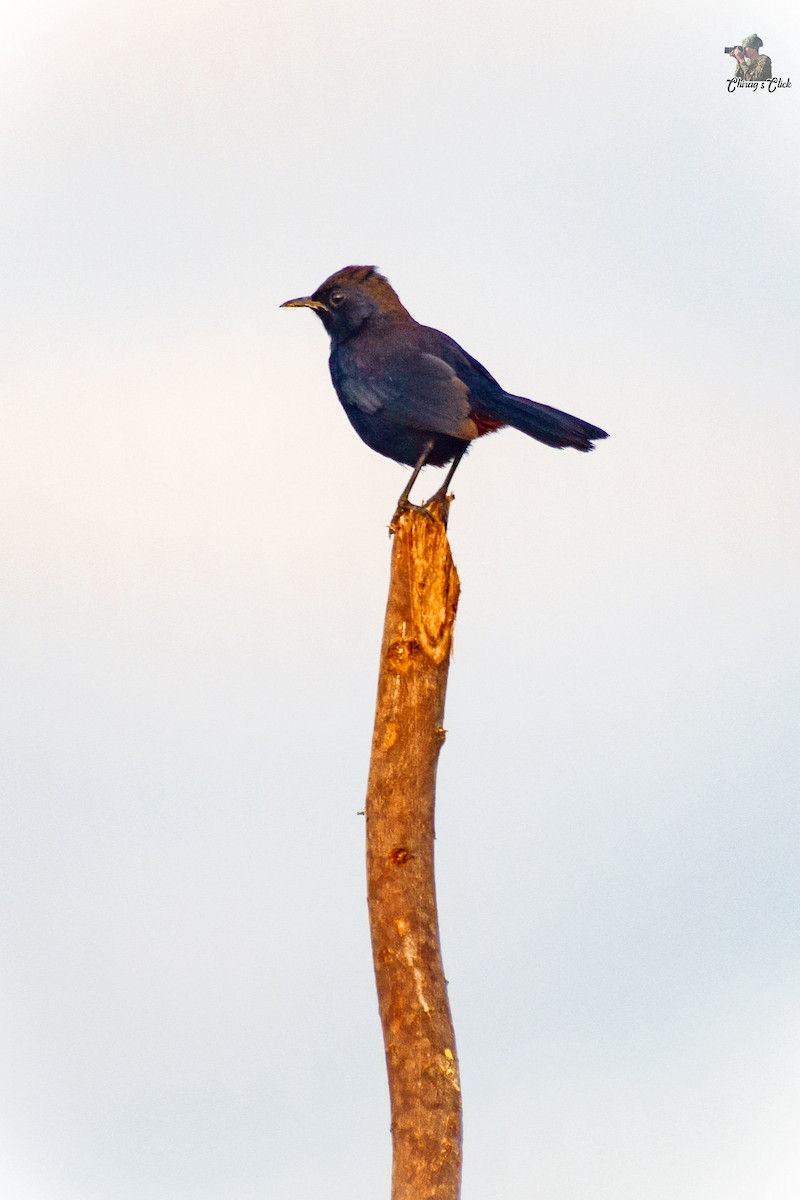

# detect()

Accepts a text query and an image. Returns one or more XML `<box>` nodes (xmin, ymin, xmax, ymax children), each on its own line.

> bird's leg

<box><xmin>426</xmin><ymin>445</ymin><xmax>467</xmax><ymax>511</ymax></box>
<box><xmin>390</xmin><ymin>440</ymin><xmax>435</xmax><ymax>530</ymax></box>
<box><xmin>395</xmin><ymin>441</ymin><xmax>434</xmax><ymax>508</ymax></box>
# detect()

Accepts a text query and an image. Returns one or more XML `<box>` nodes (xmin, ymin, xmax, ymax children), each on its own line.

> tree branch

<box><xmin>365</xmin><ymin>502</ymin><xmax>462</xmax><ymax>1200</ymax></box>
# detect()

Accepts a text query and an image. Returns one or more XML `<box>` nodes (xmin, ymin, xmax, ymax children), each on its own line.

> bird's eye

<box><xmin>328</xmin><ymin>289</ymin><xmax>345</xmax><ymax>307</ymax></box>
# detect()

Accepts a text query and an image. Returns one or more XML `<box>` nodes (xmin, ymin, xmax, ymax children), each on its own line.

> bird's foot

<box><xmin>389</xmin><ymin>497</ymin><xmax>432</xmax><ymax>534</ymax></box>
<box><xmin>423</xmin><ymin>487</ymin><xmax>453</xmax><ymax>524</ymax></box>
<box><xmin>389</xmin><ymin>490</ymin><xmax>452</xmax><ymax>534</ymax></box>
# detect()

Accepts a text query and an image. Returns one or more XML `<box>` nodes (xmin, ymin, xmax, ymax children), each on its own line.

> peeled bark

<box><xmin>365</xmin><ymin>502</ymin><xmax>462</xmax><ymax>1200</ymax></box>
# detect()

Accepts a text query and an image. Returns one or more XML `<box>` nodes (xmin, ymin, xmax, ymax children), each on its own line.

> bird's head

<box><xmin>281</xmin><ymin>265</ymin><xmax>411</xmax><ymax>342</ymax></box>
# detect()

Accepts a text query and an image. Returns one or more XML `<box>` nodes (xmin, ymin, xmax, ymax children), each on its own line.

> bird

<box><xmin>282</xmin><ymin>265</ymin><xmax>608</xmax><ymax>510</ymax></box>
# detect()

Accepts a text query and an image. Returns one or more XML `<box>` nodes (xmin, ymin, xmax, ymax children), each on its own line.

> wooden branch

<box><xmin>365</xmin><ymin>502</ymin><xmax>462</xmax><ymax>1200</ymax></box>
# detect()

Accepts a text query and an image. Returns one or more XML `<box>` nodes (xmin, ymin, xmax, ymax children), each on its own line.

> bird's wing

<box><xmin>415</xmin><ymin>327</ymin><xmax>505</xmax><ymax>392</ymax></box>
<box><xmin>332</xmin><ymin>348</ymin><xmax>479</xmax><ymax>439</ymax></box>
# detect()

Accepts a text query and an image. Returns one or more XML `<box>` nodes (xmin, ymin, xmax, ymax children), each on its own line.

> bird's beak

<box><xmin>280</xmin><ymin>295</ymin><xmax>327</xmax><ymax>311</ymax></box>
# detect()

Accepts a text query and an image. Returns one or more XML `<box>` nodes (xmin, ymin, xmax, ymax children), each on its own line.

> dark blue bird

<box><xmin>282</xmin><ymin>265</ymin><xmax>608</xmax><ymax>507</ymax></box>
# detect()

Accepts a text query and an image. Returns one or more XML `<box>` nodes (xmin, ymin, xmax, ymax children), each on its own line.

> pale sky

<box><xmin>2</xmin><ymin>2</ymin><xmax>799</xmax><ymax>1198</ymax></box>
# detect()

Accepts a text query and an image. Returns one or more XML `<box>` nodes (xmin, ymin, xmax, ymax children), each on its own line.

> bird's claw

<box><xmin>389</xmin><ymin>491</ymin><xmax>452</xmax><ymax>534</ymax></box>
<box><xmin>389</xmin><ymin>497</ymin><xmax>430</xmax><ymax>533</ymax></box>
<box><xmin>425</xmin><ymin>487</ymin><xmax>453</xmax><ymax>514</ymax></box>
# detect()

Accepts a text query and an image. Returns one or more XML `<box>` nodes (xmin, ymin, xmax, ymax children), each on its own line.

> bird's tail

<box><xmin>485</xmin><ymin>392</ymin><xmax>608</xmax><ymax>452</ymax></box>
